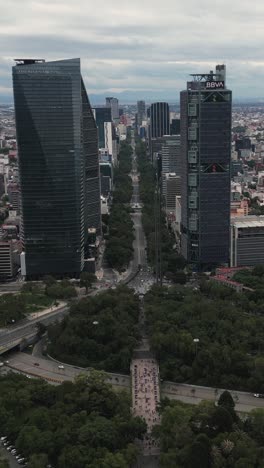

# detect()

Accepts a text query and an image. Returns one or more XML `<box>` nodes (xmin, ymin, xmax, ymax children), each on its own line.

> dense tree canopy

<box><xmin>136</xmin><ymin>141</ymin><xmax>187</xmax><ymax>281</ymax></box>
<box><xmin>48</xmin><ymin>286</ymin><xmax>140</xmax><ymax>373</ymax></box>
<box><xmin>144</xmin><ymin>284</ymin><xmax>264</xmax><ymax>391</ymax></box>
<box><xmin>155</xmin><ymin>394</ymin><xmax>264</xmax><ymax>467</ymax></box>
<box><xmin>0</xmin><ymin>371</ymin><xmax>146</xmax><ymax>468</ymax></box>
<box><xmin>105</xmin><ymin>141</ymin><xmax>134</xmax><ymax>271</ymax></box>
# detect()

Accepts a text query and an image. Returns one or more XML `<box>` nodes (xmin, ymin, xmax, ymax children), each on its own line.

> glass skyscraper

<box><xmin>13</xmin><ymin>58</ymin><xmax>101</xmax><ymax>279</ymax></box>
<box><xmin>94</xmin><ymin>107</ymin><xmax>112</xmax><ymax>148</ymax></box>
<box><xmin>180</xmin><ymin>65</ymin><xmax>231</xmax><ymax>268</ymax></box>
<box><xmin>150</xmin><ymin>102</ymin><xmax>170</xmax><ymax>139</ymax></box>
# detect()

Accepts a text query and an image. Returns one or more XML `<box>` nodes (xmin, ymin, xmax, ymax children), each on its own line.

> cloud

<box><xmin>0</xmin><ymin>0</ymin><xmax>264</xmax><ymax>101</ymax></box>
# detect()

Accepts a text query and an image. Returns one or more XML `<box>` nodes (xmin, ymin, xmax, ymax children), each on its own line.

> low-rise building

<box><xmin>0</xmin><ymin>240</ymin><xmax>15</xmax><ymax>281</ymax></box>
<box><xmin>231</xmin><ymin>216</ymin><xmax>264</xmax><ymax>267</ymax></box>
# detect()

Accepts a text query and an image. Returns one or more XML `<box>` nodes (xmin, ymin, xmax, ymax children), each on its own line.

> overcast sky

<box><xmin>1</xmin><ymin>0</ymin><xmax>264</xmax><ymax>102</ymax></box>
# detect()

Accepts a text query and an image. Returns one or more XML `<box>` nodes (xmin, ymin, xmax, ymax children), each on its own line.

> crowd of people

<box><xmin>132</xmin><ymin>358</ymin><xmax>161</xmax><ymax>455</ymax></box>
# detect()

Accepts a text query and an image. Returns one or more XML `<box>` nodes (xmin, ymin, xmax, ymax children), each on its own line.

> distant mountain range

<box><xmin>89</xmin><ymin>90</ymin><xmax>181</xmax><ymax>105</ymax></box>
<box><xmin>1</xmin><ymin>90</ymin><xmax>264</xmax><ymax>107</ymax></box>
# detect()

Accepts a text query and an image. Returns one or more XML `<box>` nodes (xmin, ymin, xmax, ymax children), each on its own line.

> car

<box><xmin>25</xmin><ymin>375</ymin><xmax>31</xmax><ymax>379</ymax></box>
<box><xmin>0</xmin><ymin>436</ymin><xmax>7</xmax><ymax>441</ymax></box>
<box><xmin>254</xmin><ymin>393</ymin><xmax>264</xmax><ymax>398</ymax></box>
<box><xmin>34</xmin><ymin>362</ymin><xmax>40</xmax><ymax>366</ymax></box>
<box><xmin>4</xmin><ymin>361</ymin><xmax>9</xmax><ymax>365</ymax></box>
<box><xmin>7</xmin><ymin>445</ymin><xmax>14</xmax><ymax>451</ymax></box>
<box><xmin>58</xmin><ymin>365</ymin><xmax>64</xmax><ymax>369</ymax></box>
<box><xmin>11</xmin><ymin>449</ymin><xmax>17</xmax><ymax>455</ymax></box>
<box><xmin>3</xmin><ymin>441</ymin><xmax>9</xmax><ymax>446</ymax></box>
<box><xmin>17</xmin><ymin>459</ymin><xmax>25</xmax><ymax>464</ymax></box>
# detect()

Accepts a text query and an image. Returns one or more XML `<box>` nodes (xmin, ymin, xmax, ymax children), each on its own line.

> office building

<box><xmin>94</xmin><ymin>107</ymin><xmax>112</xmax><ymax>148</ymax></box>
<box><xmin>180</xmin><ymin>65</ymin><xmax>232</xmax><ymax>267</ymax></box>
<box><xmin>0</xmin><ymin>237</ymin><xmax>19</xmax><ymax>279</ymax></box>
<box><xmin>100</xmin><ymin>162</ymin><xmax>113</xmax><ymax>197</ymax></box>
<box><xmin>104</xmin><ymin>122</ymin><xmax>118</xmax><ymax>165</ymax></box>
<box><xmin>106</xmin><ymin>97</ymin><xmax>119</xmax><ymax>122</ymax></box>
<box><xmin>164</xmin><ymin>173</ymin><xmax>181</xmax><ymax>211</ymax></box>
<box><xmin>170</xmin><ymin>118</ymin><xmax>180</xmax><ymax>135</ymax></box>
<box><xmin>231</xmin><ymin>216</ymin><xmax>264</xmax><ymax>267</ymax></box>
<box><xmin>137</xmin><ymin>100</ymin><xmax>145</xmax><ymax>126</ymax></box>
<box><xmin>161</xmin><ymin>135</ymin><xmax>181</xmax><ymax>195</ymax></box>
<box><xmin>7</xmin><ymin>182</ymin><xmax>20</xmax><ymax>214</ymax></box>
<box><xmin>13</xmin><ymin>58</ymin><xmax>101</xmax><ymax>279</ymax></box>
<box><xmin>150</xmin><ymin>102</ymin><xmax>170</xmax><ymax>139</ymax></box>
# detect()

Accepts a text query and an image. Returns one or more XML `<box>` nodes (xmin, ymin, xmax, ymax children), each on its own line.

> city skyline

<box><xmin>0</xmin><ymin>0</ymin><xmax>264</xmax><ymax>102</ymax></box>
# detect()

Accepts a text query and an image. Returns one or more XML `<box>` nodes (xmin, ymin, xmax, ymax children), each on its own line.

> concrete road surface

<box><xmin>0</xmin><ymin>306</ymin><xmax>69</xmax><ymax>354</ymax></box>
<box><xmin>4</xmin><ymin>352</ymin><xmax>131</xmax><ymax>389</ymax></box>
<box><xmin>0</xmin><ymin>447</ymin><xmax>20</xmax><ymax>468</ymax></box>
<box><xmin>162</xmin><ymin>381</ymin><xmax>264</xmax><ymax>413</ymax></box>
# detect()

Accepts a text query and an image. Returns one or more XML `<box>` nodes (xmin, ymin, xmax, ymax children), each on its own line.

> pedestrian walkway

<box><xmin>131</xmin><ymin>356</ymin><xmax>161</xmax><ymax>456</ymax></box>
<box><xmin>28</xmin><ymin>301</ymin><xmax>66</xmax><ymax>320</ymax></box>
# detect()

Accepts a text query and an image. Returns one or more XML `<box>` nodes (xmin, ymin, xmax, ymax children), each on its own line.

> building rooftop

<box><xmin>232</xmin><ymin>216</ymin><xmax>264</xmax><ymax>229</ymax></box>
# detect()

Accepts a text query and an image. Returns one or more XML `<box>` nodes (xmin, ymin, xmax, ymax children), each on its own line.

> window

<box><xmin>188</xmin><ymin>150</ymin><xmax>197</xmax><ymax>163</ymax></box>
<box><xmin>189</xmin><ymin>193</ymin><xmax>197</xmax><ymax>209</ymax></box>
<box><xmin>188</xmin><ymin>103</ymin><xmax>197</xmax><ymax>116</ymax></box>
<box><xmin>188</xmin><ymin>174</ymin><xmax>197</xmax><ymax>187</ymax></box>
<box><xmin>189</xmin><ymin>218</ymin><xmax>197</xmax><ymax>231</ymax></box>
<box><xmin>188</xmin><ymin>127</ymin><xmax>197</xmax><ymax>140</ymax></box>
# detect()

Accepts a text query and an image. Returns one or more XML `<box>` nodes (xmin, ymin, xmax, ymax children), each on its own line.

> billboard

<box><xmin>205</xmin><ymin>81</ymin><xmax>225</xmax><ymax>89</ymax></box>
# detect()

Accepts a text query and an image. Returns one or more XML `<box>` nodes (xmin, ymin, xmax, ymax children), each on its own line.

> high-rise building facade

<box><xmin>94</xmin><ymin>107</ymin><xmax>112</xmax><ymax>148</ymax></box>
<box><xmin>137</xmin><ymin>100</ymin><xmax>146</xmax><ymax>126</ymax></box>
<box><xmin>170</xmin><ymin>118</ymin><xmax>180</xmax><ymax>135</ymax></box>
<box><xmin>13</xmin><ymin>58</ymin><xmax>101</xmax><ymax>279</ymax></box>
<box><xmin>105</xmin><ymin>97</ymin><xmax>119</xmax><ymax>122</ymax></box>
<box><xmin>160</xmin><ymin>135</ymin><xmax>181</xmax><ymax>196</ymax></box>
<box><xmin>180</xmin><ymin>65</ymin><xmax>232</xmax><ymax>267</ymax></box>
<box><xmin>150</xmin><ymin>102</ymin><xmax>170</xmax><ymax>139</ymax></box>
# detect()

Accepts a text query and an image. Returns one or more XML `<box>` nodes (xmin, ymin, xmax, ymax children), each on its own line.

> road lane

<box><xmin>4</xmin><ymin>352</ymin><xmax>131</xmax><ymax>390</ymax></box>
<box><xmin>161</xmin><ymin>381</ymin><xmax>264</xmax><ymax>413</ymax></box>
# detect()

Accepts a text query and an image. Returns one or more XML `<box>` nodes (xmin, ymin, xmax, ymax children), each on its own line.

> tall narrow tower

<box><xmin>180</xmin><ymin>65</ymin><xmax>232</xmax><ymax>268</ymax></box>
<box><xmin>13</xmin><ymin>58</ymin><xmax>101</xmax><ymax>279</ymax></box>
<box><xmin>105</xmin><ymin>97</ymin><xmax>119</xmax><ymax>122</ymax></box>
<box><xmin>150</xmin><ymin>102</ymin><xmax>170</xmax><ymax>139</ymax></box>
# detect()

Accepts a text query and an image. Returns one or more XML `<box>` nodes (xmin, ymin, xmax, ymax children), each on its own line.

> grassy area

<box><xmin>21</xmin><ymin>291</ymin><xmax>53</xmax><ymax>313</ymax></box>
<box><xmin>0</xmin><ymin>290</ymin><xmax>53</xmax><ymax>327</ymax></box>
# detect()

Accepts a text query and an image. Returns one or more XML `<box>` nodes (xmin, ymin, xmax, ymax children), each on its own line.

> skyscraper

<box><xmin>137</xmin><ymin>100</ymin><xmax>146</xmax><ymax>126</ymax></box>
<box><xmin>180</xmin><ymin>65</ymin><xmax>231</xmax><ymax>267</ymax></box>
<box><xmin>13</xmin><ymin>58</ymin><xmax>101</xmax><ymax>279</ymax></box>
<box><xmin>160</xmin><ymin>135</ymin><xmax>181</xmax><ymax>196</ymax></box>
<box><xmin>105</xmin><ymin>97</ymin><xmax>119</xmax><ymax>122</ymax></box>
<box><xmin>150</xmin><ymin>102</ymin><xmax>170</xmax><ymax>139</ymax></box>
<box><xmin>94</xmin><ymin>107</ymin><xmax>112</xmax><ymax>148</ymax></box>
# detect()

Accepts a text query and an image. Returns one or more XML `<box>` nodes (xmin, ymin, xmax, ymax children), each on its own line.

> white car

<box><xmin>254</xmin><ymin>393</ymin><xmax>264</xmax><ymax>398</ymax></box>
<box><xmin>58</xmin><ymin>365</ymin><xmax>64</xmax><ymax>369</ymax></box>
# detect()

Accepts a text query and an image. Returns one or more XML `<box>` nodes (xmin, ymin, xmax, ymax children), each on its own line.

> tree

<box><xmin>0</xmin><ymin>458</ymin><xmax>9</xmax><ymax>468</ymax></box>
<box><xmin>28</xmin><ymin>453</ymin><xmax>49</xmax><ymax>468</ymax></box>
<box><xmin>43</xmin><ymin>275</ymin><xmax>57</xmax><ymax>287</ymax></box>
<box><xmin>171</xmin><ymin>270</ymin><xmax>187</xmax><ymax>285</ymax></box>
<box><xmin>80</xmin><ymin>272</ymin><xmax>97</xmax><ymax>293</ymax></box>
<box><xmin>218</xmin><ymin>391</ymin><xmax>235</xmax><ymax>411</ymax></box>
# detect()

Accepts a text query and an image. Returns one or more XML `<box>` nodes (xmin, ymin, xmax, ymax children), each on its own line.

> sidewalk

<box><xmin>27</xmin><ymin>301</ymin><xmax>67</xmax><ymax>321</ymax></box>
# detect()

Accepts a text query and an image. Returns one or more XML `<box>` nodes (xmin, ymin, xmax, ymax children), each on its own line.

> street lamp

<box><xmin>193</xmin><ymin>338</ymin><xmax>199</xmax><ymax>356</ymax></box>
